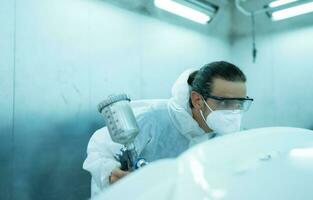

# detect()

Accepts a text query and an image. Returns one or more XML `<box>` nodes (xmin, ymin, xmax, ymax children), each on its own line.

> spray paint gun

<box><xmin>98</xmin><ymin>94</ymin><xmax>148</xmax><ymax>171</ymax></box>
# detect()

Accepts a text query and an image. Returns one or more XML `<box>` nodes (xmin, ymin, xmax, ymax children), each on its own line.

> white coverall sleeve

<box><xmin>133</xmin><ymin>112</ymin><xmax>155</xmax><ymax>157</ymax></box>
<box><xmin>82</xmin><ymin>127</ymin><xmax>122</xmax><ymax>190</ymax></box>
<box><xmin>83</xmin><ymin>111</ymin><xmax>155</xmax><ymax>194</ymax></box>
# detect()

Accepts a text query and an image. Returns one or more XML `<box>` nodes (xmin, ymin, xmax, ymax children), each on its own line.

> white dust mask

<box><xmin>200</xmin><ymin>98</ymin><xmax>243</xmax><ymax>135</ymax></box>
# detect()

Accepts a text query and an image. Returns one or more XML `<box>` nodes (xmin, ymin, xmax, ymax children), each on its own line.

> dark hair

<box><xmin>188</xmin><ymin>61</ymin><xmax>246</xmax><ymax>107</ymax></box>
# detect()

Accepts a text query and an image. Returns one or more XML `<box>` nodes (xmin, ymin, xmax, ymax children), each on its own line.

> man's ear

<box><xmin>190</xmin><ymin>91</ymin><xmax>203</xmax><ymax>110</ymax></box>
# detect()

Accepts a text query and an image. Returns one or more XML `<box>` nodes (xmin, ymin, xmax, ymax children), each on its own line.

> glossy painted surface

<box><xmin>98</xmin><ymin>127</ymin><xmax>313</xmax><ymax>200</ymax></box>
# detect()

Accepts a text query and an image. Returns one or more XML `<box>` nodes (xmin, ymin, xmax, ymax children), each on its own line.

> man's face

<box><xmin>203</xmin><ymin>78</ymin><xmax>247</xmax><ymax>116</ymax></box>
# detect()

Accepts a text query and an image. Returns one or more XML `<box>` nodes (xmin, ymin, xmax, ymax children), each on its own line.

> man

<box><xmin>83</xmin><ymin>61</ymin><xmax>253</xmax><ymax>196</ymax></box>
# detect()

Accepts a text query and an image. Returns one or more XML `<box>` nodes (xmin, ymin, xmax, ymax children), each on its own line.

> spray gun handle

<box><xmin>115</xmin><ymin>151</ymin><xmax>148</xmax><ymax>171</ymax></box>
<box><xmin>118</xmin><ymin>153</ymin><xmax>130</xmax><ymax>171</ymax></box>
<box><xmin>116</xmin><ymin>147</ymin><xmax>133</xmax><ymax>171</ymax></box>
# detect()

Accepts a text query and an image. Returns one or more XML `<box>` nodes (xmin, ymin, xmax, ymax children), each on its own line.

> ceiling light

<box><xmin>268</xmin><ymin>0</ymin><xmax>298</xmax><ymax>8</ymax></box>
<box><xmin>271</xmin><ymin>1</ymin><xmax>313</xmax><ymax>21</ymax></box>
<box><xmin>154</xmin><ymin>0</ymin><xmax>213</xmax><ymax>24</ymax></box>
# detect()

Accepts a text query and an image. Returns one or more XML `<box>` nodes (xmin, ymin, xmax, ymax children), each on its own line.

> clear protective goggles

<box><xmin>205</xmin><ymin>95</ymin><xmax>254</xmax><ymax>112</ymax></box>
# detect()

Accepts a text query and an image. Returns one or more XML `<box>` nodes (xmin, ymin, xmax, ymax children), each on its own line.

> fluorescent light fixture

<box><xmin>271</xmin><ymin>1</ymin><xmax>313</xmax><ymax>21</ymax></box>
<box><xmin>154</xmin><ymin>0</ymin><xmax>211</xmax><ymax>24</ymax></box>
<box><xmin>268</xmin><ymin>0</ymin><xmax>298</xmax><ymax>8</ymax></box>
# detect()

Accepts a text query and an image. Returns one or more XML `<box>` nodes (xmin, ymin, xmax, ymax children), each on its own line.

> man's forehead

<box><xmin>211</xmin><ymin>78</ymin><xmax>246</xmax><ymax>98</ymax></box>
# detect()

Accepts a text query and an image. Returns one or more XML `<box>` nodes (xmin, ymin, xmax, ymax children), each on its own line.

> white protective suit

<box><xmin>82</xmin><ymin>69</ymin><xmax>215</xmax><ymax>196</ymax></box>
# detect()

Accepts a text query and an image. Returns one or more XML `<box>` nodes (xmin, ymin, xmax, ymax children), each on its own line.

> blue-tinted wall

<box><xmin>0</xmin><ymin>0</ymin><xmax>230</xmax><ymax>199</ymax></box>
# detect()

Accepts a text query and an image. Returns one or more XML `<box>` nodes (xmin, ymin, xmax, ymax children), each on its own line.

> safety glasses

<box><xmin>206</xmin><ymin>95</ymin><xmax>254</xmax><ymax>111</ymax></box>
